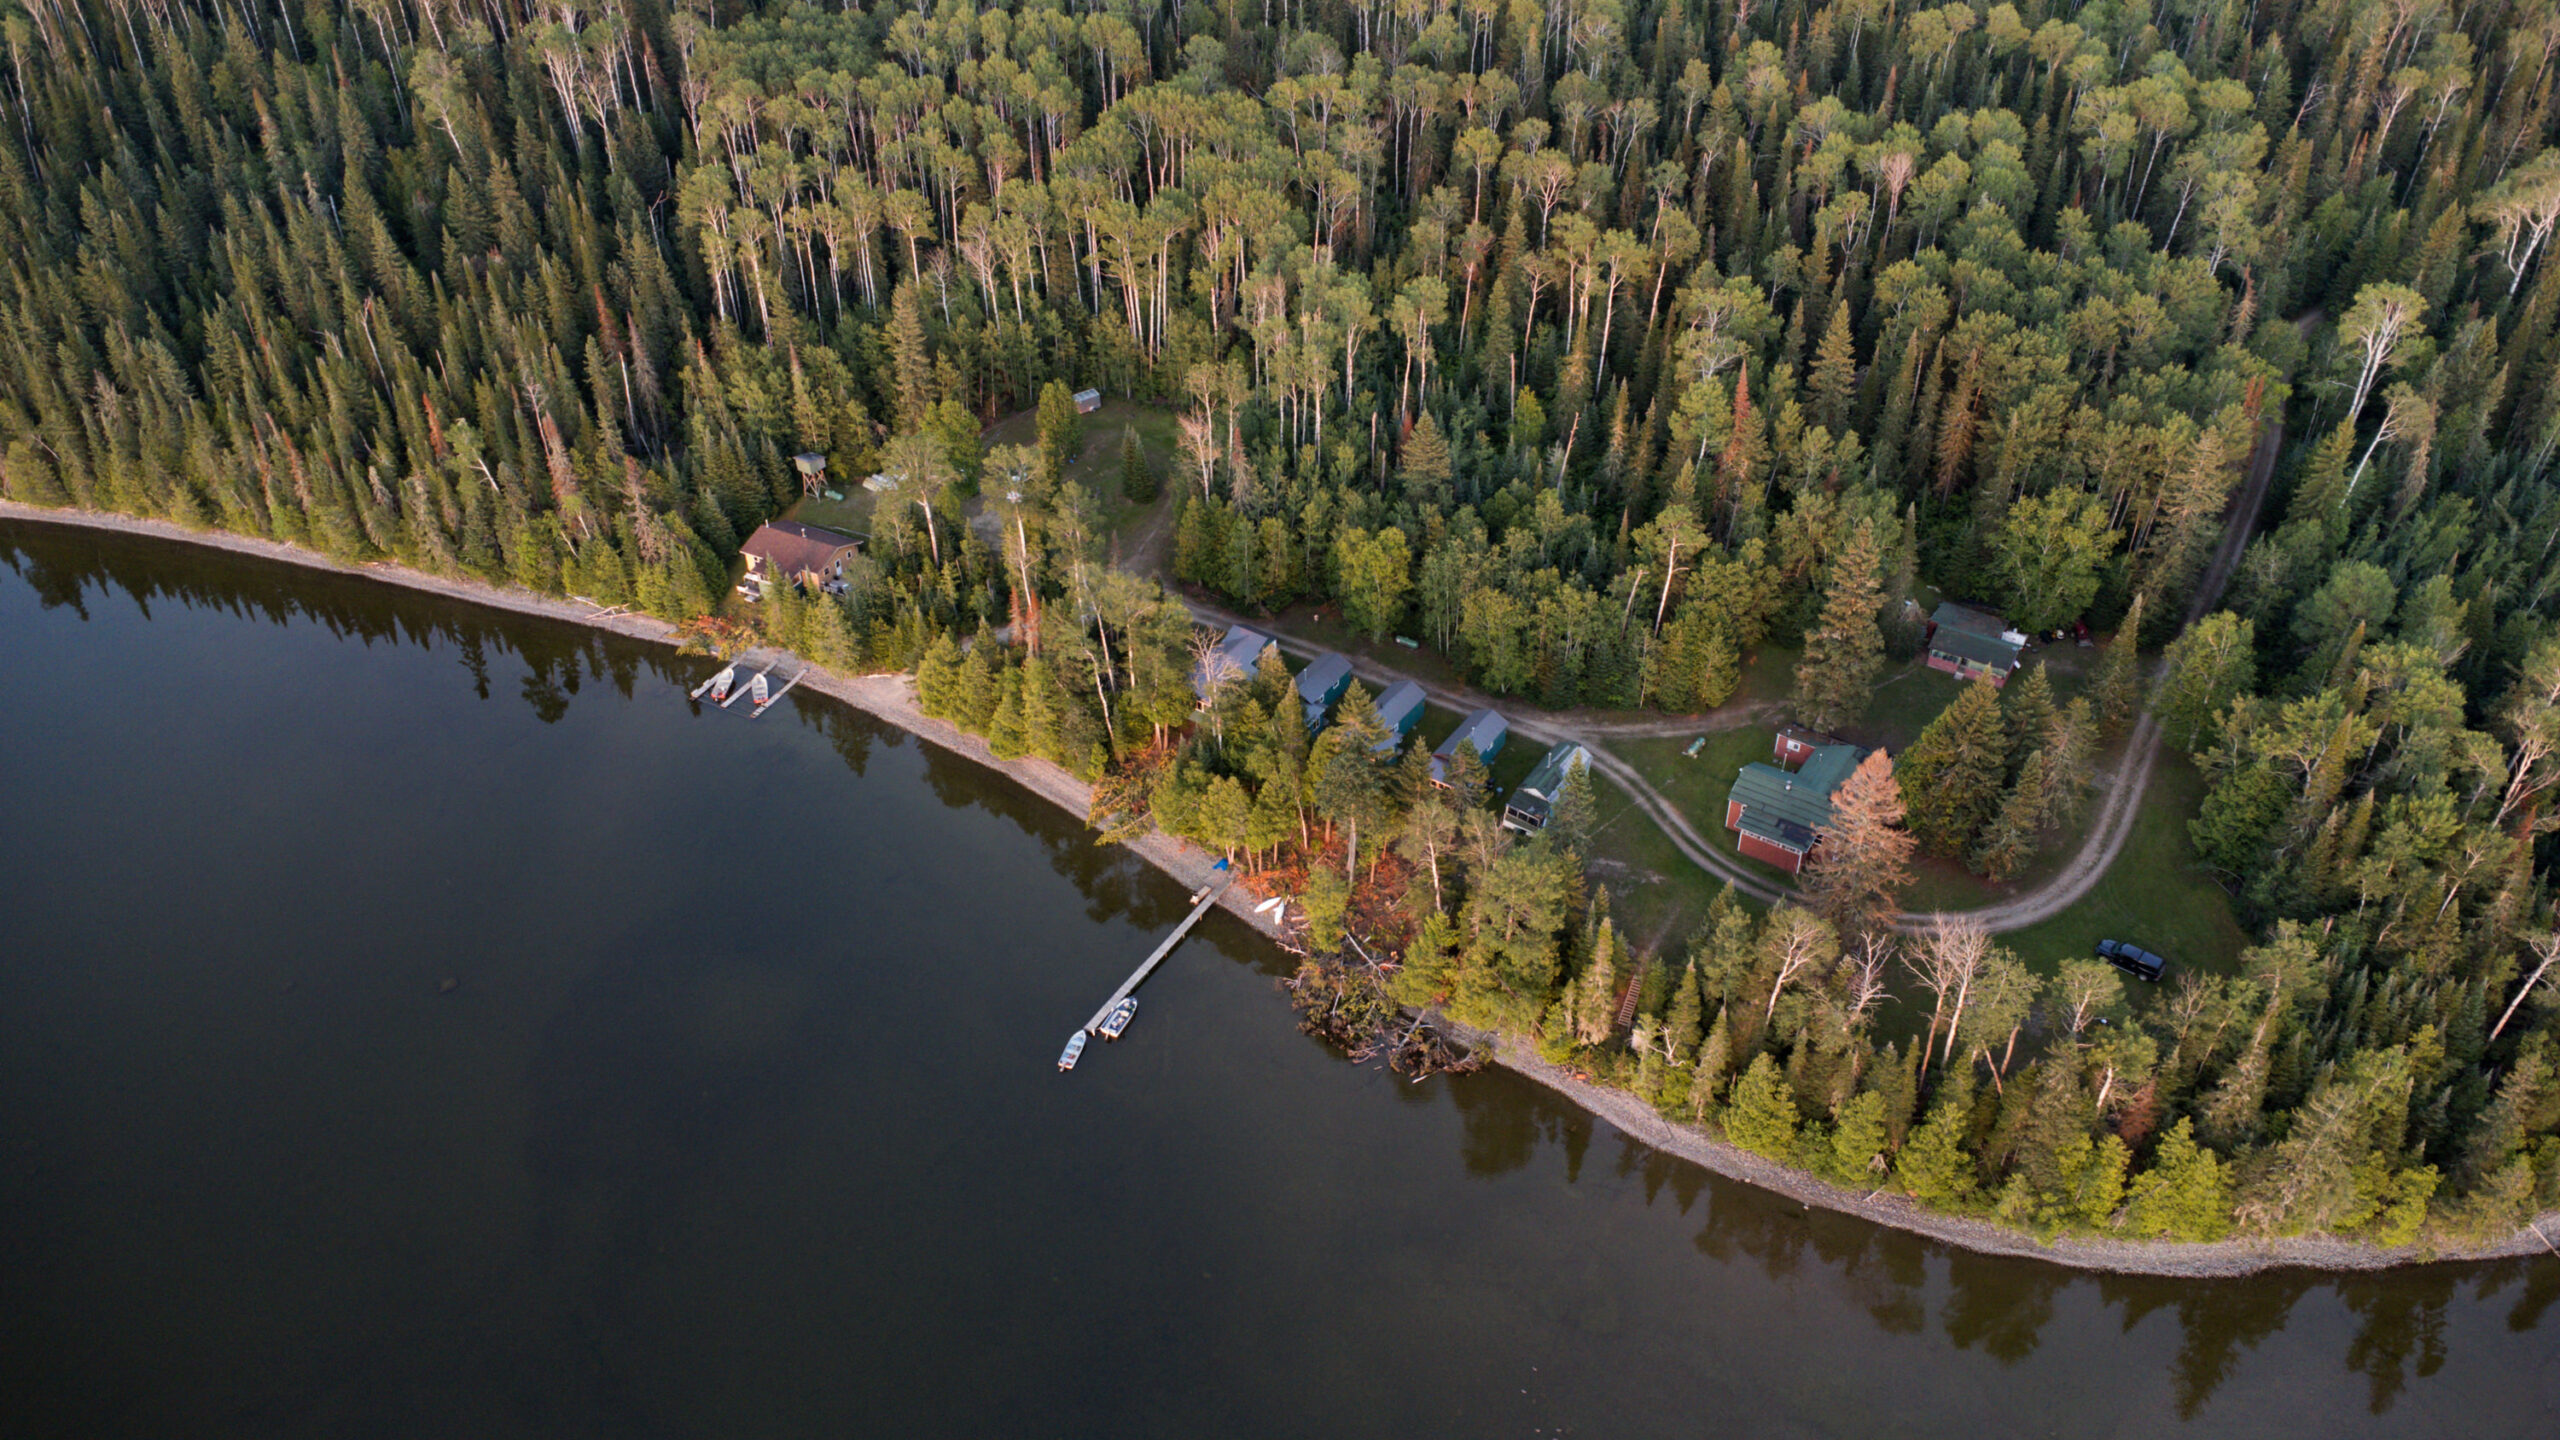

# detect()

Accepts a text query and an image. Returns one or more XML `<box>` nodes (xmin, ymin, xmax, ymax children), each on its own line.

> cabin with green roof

<box><xmin>1725</xmin><ymin>740</ymin><xmax>1867</xmax><ymax>874</ymax></box>
<box><xmin>1502</xmin><ymin>741</ymin><xmax>1592</xmax><ymax>833</ymax></box>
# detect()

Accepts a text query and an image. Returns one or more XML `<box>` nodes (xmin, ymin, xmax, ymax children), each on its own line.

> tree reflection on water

<box><xmin>8</xmin><ymin>516</ymin><xmax>2553</xmax><ymax>1430</ymax></box>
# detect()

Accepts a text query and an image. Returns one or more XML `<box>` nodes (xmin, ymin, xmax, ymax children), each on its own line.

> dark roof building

<box><xmin>1193</xmin><ymin>625</ymin><xmax>1276</xmax><ymax>704</ymax></box>
<box><xmin>740</xmin><ymin>521</ymin><xmax>861</xmax><ymax>594</ymax></box>
<box><xmin>1370</xmin><ymin>680</ymin><xmax>1426</xmax><ymax>753</ymax></box>
<box><xmin>1296</xmin><ymin>652</ymin><xmax>1354</xmax><ymax>729</ymax></box>
<box><xmin>1924</xmin><ymin>602</ymin><xmax>2025</xmax><ymax>685</ymax></box>
<box><xmin>1503</xmin><ymin>741</ymin><xmax>1593</xmax><ymax>832</ymax></box>
<box><xmin>1430</xmin><ymin>708</ymin><xmax>1509</xmax><ymax>785</ymax></box>
<box><xmin>1724</xmin><ymin>740</ymin><xmax>1867</xmax><ymax>874</ymax></box>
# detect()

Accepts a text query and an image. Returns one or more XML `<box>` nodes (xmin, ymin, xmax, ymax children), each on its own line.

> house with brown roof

<box><xmin>740</xmin><ymin>521</ymin><xmax>861</xmax><ymax>597</ymax></box>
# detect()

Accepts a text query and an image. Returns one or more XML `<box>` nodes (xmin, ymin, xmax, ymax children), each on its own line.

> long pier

<box><xmin>1075</xmin><ymin>862</ymin><xmax>1234</xmax><ymax>1039</ymax></box>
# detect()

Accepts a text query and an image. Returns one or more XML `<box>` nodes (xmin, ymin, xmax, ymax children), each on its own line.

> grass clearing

<box><xmin>2001</xmin><ymin>753</ymin><xmax>2250</xmax><ymax>983</ymax></box>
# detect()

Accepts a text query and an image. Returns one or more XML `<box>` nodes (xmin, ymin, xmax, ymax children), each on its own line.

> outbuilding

<box><xmin>1072</xmin><ymin>388</ymin><xmax>1103</xmax><ymax>414</ymax></box>
<box><xmin>1430</xmin><ymin>708</ymin><xmax>1509</xmax><ymax>785</ymax></box>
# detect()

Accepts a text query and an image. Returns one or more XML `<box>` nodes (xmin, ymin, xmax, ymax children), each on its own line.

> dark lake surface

<box><xmin>1</xmin><ymin>519</ymin><xmax>2554</xmax><ymax>1439</ymax></box>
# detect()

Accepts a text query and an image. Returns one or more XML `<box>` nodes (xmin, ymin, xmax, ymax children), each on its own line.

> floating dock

<box><xmin>719</xmin><ymin>659</ymin><xmax>775</xmax><ymax>709</ymax></box>
<box><xmin>750</xmin><ymin>667</ymin><xmax>807</xmax><ymax>718</ymax></box>
<box><xmin>1060</xmin><ymin>861</ymin><xmax>1232</xmax><ymax>1067</ymax></box>
<box><xmin>690</xmin><ymin>664</ymin><xmax>737</xmax><ymax>703</ymax></box>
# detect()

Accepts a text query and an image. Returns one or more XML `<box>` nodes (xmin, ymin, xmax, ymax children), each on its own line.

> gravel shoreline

<box><xmin>9</xmin><ymin>499</ymin><xmax>2556</xmax><ymax>1278</ymax></box>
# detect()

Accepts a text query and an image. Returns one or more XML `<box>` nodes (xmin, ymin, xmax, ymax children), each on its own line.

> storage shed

<box><xmin>1072</xmin><ymin>388</ymin><xmax>1103</xmax><ymax>414</ymax></box>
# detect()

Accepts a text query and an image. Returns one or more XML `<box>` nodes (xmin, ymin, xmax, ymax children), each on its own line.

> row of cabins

<box><xmin>1192</xmin><ymin>626</ymin><xmax>1582</xmax><ymax>832</ymax></box>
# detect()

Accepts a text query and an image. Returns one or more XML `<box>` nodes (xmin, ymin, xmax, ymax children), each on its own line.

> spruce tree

<box><xmin>1999</xmin><ymin>663</ymin><xmax>2058</xmax><ymax>776</ymax></box>
<box><xmin>1119</xmin><ymin>429</ymin><xmax>1158</xmax><ymax>502</ymax></box>
<box><xmin>1808</xmin><ymin>296</ymin><xmax>1859</xmax><ymax>433</ymax></box>
<box><xmin>1397</xmin><ymin>411</ymin><xmax>1454</xmax><ymax>507</ymax></box>
<box><xmin>1793</xmin><ymin>517</ymin><xmax>1887</xmax><ymax>730</ymax></box>
<box><xmin>1897</xmin><ymin>676</ymin><xmax>2010</xmax><ymax>856</ymax></box>
<box><xmin>1970</xmin><ymin>752</ymin><xmax>2051</xmax><ymax>881</ymax></box>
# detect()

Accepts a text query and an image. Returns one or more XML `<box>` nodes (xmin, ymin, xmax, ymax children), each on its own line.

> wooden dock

<box><xmin>1066</xmin><ymin>862</ymin><xmax>1234</xmax><ymax>1052</ymax></box>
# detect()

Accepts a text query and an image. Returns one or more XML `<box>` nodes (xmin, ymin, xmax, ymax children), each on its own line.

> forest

<box><xmin>0</xmin><ymin>0</ymin><xmax>2555</xmax><ymax>1247</ymax></box>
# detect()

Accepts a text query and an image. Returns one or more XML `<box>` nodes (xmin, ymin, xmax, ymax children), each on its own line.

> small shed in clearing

<box><xmin>1072</xmin><ymin>388</ymin><xmax>1103</xmax><ymax>414</ymax></box>
<box><xmin>1296</xmin><ymin>652</ymin><xmax>1353</xmax><ymax>729</ymax></box>
<box><xmin>1193</xmin><ymin>624</ymin><xmax>1276</xmax><ymax>705</ymax></box>
<box><xmin>1924</xmin><ymin>602</ymin><xmax>2025</xmax><ymax>685</ymax></box>
<box><xmin>1369</xmin><ymin>680</ymin><xmax>1426</xmax><ymax>753</ymax></box>
<box><xmin>1725</xmin><ymin>740</ymin><xmax>1867</xmax><ymax>874</ymax></box>
<box><xmin>1503</xmin><ymin>741</ymin><xmax>1593</xmax><ymax>833</ymax></box>
<box><xmin>740</xmin><ymin>521</ymin><xmax>861</xmax><ymax>596</ymax></box>
<box><xmin>1430</xmin><ymin>708</ymin><xmax>1509</xmax><ymax>785</ymax></box>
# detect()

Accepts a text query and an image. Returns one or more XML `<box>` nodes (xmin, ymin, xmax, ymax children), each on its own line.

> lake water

<box><xmin>1</xmin><ymin>520</ymin><xmax>2554</xmax><ymax>1439</ymax></box>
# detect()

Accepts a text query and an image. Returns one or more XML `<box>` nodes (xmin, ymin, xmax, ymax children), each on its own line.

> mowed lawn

<box><xmin>1601</xmin><ymin>721</ymin><xmax>2251</xmax><ymax>992</ymax></box>
<box><xmin>2000</xmin><ymin>754</ymin><xmax>2250</xmax><ymax>982</ymax></box>
<box><xmin>976</xmin><ymin>396</ymin><xmax>1177</xmax><ymax>541</ymax></box>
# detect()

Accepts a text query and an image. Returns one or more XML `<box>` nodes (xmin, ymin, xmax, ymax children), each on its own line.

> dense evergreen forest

<box><xmin>4</xmin><ymin>0</ymin><xmax>2557</xmax><ymax>1247</ymax></box>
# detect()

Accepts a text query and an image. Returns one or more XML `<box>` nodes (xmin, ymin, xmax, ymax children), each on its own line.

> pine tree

<box><xmin>1893</xmin><ymin>1079</ymin><xmax>1980</xmax><ymax>1206</ymax></box>
<box><xmin>2093</xmin><ymin>592</ymin><xmax>2144</xmax><ymax>730</ymax></box>
<box><xmin>2121</xmin><ymin>1118</ymin><xmax>2233</xmax><ymax>1240</ymax></box>
<box><xmin>1897</xmin><ymin>676</ymin><xmax>2010</xmax><ymax>856</ymax></box>
<box><xmin>1793</xmin><ymin>517</ymin><xmax>1887</xmax><ymax>730</ymax></box>
<box><xmin>1803</xmin><ymin>749</ymin><xmax>1914</xmax><ymax>940</ymax></box>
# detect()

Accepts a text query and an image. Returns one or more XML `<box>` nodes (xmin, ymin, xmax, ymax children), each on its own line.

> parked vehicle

<box><xmin>2095</xmin><ymin>939</ymin><xmax>2167</xmax><ymax>982</ymax></box>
